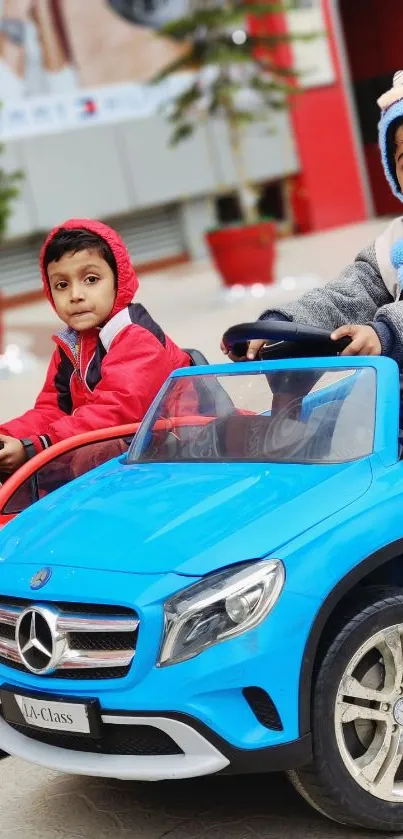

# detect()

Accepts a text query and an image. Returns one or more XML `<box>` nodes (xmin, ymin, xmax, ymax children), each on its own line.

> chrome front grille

<box><xmin>0</xmin><ymin>598</ymin><xmax>139</xmax><ymax>680</ymax></box>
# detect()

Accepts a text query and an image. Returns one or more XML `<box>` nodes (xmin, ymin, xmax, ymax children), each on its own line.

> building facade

<box><xmin>0</xmin><ymin>0</ymin><xmax>396</xmax><ymax>297</ymax></box>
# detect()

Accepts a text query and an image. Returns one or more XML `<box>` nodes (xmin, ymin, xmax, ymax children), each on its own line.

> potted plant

<box><xmin>153</xmin><ymin>1</ymin><xmax>313</xmax><ymax>287</ymax></box>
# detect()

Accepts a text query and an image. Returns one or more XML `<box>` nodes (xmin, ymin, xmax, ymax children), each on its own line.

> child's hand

<box><xmin>331</xmin><ymin>325</ymin><xmax>382</xmax><ymax>356</ymax></box>
<box><xmin>0</xmin><ymin>436</ymin><xmax>26</xmax><ymax>474</ymax></box>
<box><xmin>220</xmin><ymin>338</ymin><xmax>266</xmax><ymax>361</ymax></box>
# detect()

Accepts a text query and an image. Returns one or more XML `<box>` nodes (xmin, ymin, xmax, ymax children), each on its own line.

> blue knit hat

<box><xmin>378</xmin><ymin>71</ymin><xmax>403</xmax><ymax>201</ymax></box>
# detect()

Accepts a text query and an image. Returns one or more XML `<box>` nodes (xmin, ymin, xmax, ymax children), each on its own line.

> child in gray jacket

<box><xmin>222</xmin><ymin>71</ymin><xmax>403</xmax><ymax>363</ymax></box>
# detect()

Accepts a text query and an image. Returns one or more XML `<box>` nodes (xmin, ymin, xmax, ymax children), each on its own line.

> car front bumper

<box><xmin>0</xmin><ymin>708</ymin><xmax>312</xmax><ymax>780</ymax></box>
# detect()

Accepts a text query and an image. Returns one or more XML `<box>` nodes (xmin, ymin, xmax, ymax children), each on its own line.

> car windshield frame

<box><xmin>127</xmin><ymin>358</ymin><xmax>391</xmax><ymax>467</ymax></box>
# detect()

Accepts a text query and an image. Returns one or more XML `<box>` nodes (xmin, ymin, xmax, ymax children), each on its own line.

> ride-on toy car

<box><xmin>0</xmin><ymin>321</ymin><xmax>403</xmax><ymax>832</ymax></box>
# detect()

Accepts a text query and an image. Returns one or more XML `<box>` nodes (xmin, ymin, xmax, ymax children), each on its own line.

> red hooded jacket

<box><xmin>0</xmin><ymin>218</ymin><xmax>190</xmax><ymax>453</ymax></box>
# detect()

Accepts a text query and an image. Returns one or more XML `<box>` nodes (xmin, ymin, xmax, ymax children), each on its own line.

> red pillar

<box><xmin>249</xmin><ymin>0</ymin><xmax>369</xmax><ymax>233</ymax></box>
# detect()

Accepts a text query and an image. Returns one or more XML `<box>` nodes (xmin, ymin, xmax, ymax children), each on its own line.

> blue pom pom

<box><xmin>391</xmin><ymin>239</ymin><xmax>403</xmax><ymax>268</ymax></box>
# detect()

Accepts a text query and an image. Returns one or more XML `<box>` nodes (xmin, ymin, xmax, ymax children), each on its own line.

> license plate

<box><xmin>0</xmin><ymin>688</ymin><xmax>99</xmax><ymax>736</ymax></box>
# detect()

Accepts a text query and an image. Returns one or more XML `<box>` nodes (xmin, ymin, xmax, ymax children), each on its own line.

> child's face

<box><xmin>48</xmin><ymin>248</ymin><xmax>116</xmax><ymax>331</ymax></box>
<box><xmin>394</xmin><ymin>125</ymin><xmax>403</xmax><ymax>192</ymax></box>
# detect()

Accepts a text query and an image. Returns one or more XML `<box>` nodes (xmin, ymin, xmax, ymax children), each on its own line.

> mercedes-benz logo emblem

<box><xmin>16</xmin><ymin>607</ymin><xmax>66</xmax><ymax>675</ymax></box>
<box><xmin>30</xmin><ymin>568</ymin><xmax>52</xmax><ymax>591</ymax></box>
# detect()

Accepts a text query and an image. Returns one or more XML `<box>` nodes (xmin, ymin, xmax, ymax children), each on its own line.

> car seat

<box><xmin>183</xmin><ymin>348</ymin><xmax>235</xmax><ymax>416</ymax></box>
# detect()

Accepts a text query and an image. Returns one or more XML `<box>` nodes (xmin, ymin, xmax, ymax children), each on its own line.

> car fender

<box><xmin>298</xmin><ymin>537</ymin><xmax>403</xmax><ymax>735</ymax></box>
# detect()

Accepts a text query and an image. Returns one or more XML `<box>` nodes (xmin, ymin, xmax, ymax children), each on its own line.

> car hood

<box><xmin>0</xmin><ymin>459</ymin><xmax>372</xmax><ymax>577</ymax></box>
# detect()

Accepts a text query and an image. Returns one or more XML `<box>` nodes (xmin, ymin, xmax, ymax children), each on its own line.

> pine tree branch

<box><xmin>152</xmin><ymin>51</ymin><xmax>193</xmax><ymax>84</ymax></box>
<box><xmin>169</xmin><ymin>123</ymin><xmax>195</xmax><ymax>146</ymax></box>
<box><xmin>161</xmin><ymin>2</ymin><xmax>301</xmax><ymax>37</ymax></box>
<box><xmin>154</xmin><ymin>31</ymin><xmax>321</xmax><ymax>82</ymax></box>
<box><xmin>150</xmin><ymin>1</ymin><xmax>318</xmax><ymax>226</ymax></box>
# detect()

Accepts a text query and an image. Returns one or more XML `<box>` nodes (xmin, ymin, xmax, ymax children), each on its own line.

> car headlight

<box><xmin>158</xmin><ymin>559</ymin><xmax>285</xmax><ymax>667</ymax></box>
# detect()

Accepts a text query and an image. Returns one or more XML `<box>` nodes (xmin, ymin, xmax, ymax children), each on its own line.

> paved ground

<box><xmin>0</xmin><ymin>759</ymin><xmax>392</xmax><ymax>839</ymax></box>
<box><xmin>0</xmin><ymin>217</ymin><xmax>396</xmax><ymax>838</ymax></box>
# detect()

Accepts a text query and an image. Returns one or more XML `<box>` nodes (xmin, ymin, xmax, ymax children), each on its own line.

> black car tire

<box><xmin>289</xmin><ymin>586</ymin><xmax>403</xmax><ymax>832</ymax></box>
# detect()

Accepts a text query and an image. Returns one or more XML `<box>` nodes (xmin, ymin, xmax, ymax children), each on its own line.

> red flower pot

<box><xmin>205</xmin><ymin>221</ymin><xmax>276</xmax><ymax>287</ymax></box>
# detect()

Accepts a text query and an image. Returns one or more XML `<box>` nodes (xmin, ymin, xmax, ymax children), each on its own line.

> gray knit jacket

<box><xmin>260</xmin><ymin>217</ymin><xmax>403</xmax><ymax>364</ymax></box>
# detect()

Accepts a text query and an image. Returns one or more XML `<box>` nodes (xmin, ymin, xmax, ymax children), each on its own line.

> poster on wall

<box><xmin>0</xmin><ymin>0</ymin><xmax>333</xmax><ymax>138</ymax></box>
<box><xmin>0</xmin><ymin>0</ymin><xmax>196</xmax><ymax>137</ymax></box>
<box><xmin>0</xmin><ymin>0</ymin><xmax>195</xmax><ymax>98</ymax></box>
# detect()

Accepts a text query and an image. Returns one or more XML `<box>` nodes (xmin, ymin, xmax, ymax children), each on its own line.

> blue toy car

<box><xmin>0</xmin><ymin>320</ymin><xmax>402</xmax><ymax>833</ymax></box>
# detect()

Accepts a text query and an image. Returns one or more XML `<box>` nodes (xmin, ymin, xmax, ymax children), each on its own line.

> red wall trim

<box><xmin>250</xmin><ymin>0</ymin><xmax>369</xmax><ymax>232</ymax></box>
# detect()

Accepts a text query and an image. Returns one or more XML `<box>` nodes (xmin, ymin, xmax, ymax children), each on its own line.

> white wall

<box><xmin>3</xmin><ymin>109</ymin><xmax>300</xmax><ymax>242</ymax></box>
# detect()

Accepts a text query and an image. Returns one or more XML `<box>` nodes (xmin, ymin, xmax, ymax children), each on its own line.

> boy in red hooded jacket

<box><xmin>0</xmin><ymin>219</ymin><xmax>190</xmax><ymax>475</ymax></box>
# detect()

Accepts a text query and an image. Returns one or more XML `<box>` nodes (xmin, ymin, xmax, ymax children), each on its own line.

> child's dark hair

<box><xmin>386</xmin><ymin>117</ymin><xmax>403</xmax><ymax>192</ymax></box>
<box><xmin>44</xmin><ymin>229</ymin><xmax>118</xmax><ymax>284</ymax></box>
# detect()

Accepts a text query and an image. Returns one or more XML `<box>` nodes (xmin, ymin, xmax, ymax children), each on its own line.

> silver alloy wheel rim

<box><xmin>335</xmin><ymin>624</ymin><xmax>403</xmax><ymax>802</ymax></box>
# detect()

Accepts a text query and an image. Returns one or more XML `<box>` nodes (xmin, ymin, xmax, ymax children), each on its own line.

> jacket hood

<box><xmin>40</xmin><ymin>218</ymin><xmax>139</xmax><ymax>318</ymax></box>
<box><xmin>378</xmin><ymin>71</ymin><xmax>403</xmax><ymax>202</ymax></box>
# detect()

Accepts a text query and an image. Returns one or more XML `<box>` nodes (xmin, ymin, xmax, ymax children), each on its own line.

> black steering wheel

<box><xmin>222</xmin><ymin>320</ymin><xmax>352</xmax><ymax>360</ymax></box>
